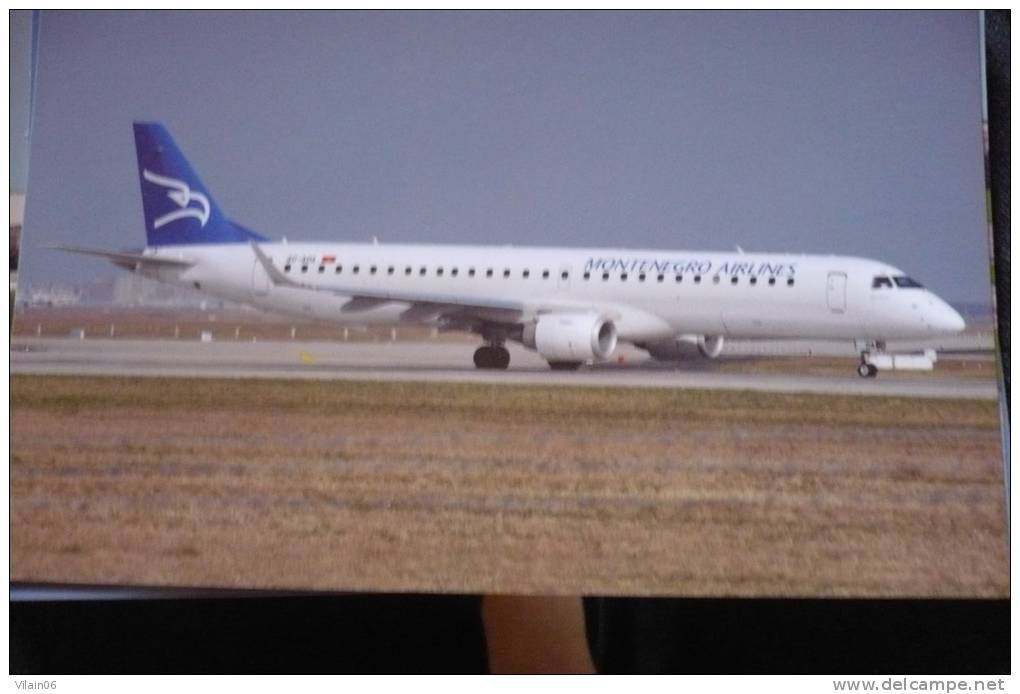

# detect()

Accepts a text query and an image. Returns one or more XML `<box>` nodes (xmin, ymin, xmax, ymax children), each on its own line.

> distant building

<box><xmin>26</xmin><ymin>283</ymin><xmax>81</xmax><ymax>307</ymax></box>
<box><xmin>111</xmin><ymin>272</ymin><xmax>239</xmax><ymax>309</ymax></box>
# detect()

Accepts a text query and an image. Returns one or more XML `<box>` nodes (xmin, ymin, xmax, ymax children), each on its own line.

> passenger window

<box><xmin>318</xmin><ymin>266</ymin><xmax>325</xmax><ymax>273</ymax></box>
<box><xmin>419</xmin><ymin>267</ymin><xmax>427</xmax><ymax>276</ymax></box>
<box><xmin>731</xmin><ymin>276</ymin><xmax>738</xmax><ymax>285</ymax></box>
<box><xmin>387</xmin><ymin>266</ymin><xmax>395</xmax><ymax>275</ymax></box>
<box><xmin>787</xmin><ymin>278</ymin><xmax>795</xmax><ymax>286</ymax></box>
<box><xmin>451</xmin><ymin>268</ymin><xmax>458</xmax><ymax>277</ymax></box>
<box><xmin>503</xmin><ymin>269</ymin><xmax>511</xmax><ymax>278</ymax></box>
<box><xmin>468</xmin><ymin>268</ymin><xmax>476</xmax><ymax>277</ymax></box>
<box><xmin>657</xmin><ymin>274</ymin><xmax>664</xmax><ymax>282</ymax></box>
<box><xmin>284</xmin><ymin>264</ymin><xmax>292</xmax><ymax>272</ymax></box>
<box><xmin>768</xmin><ymin>277</ymin><xmax>776</xmax><ymax>286</ymax></box>
<box><xmin>543</xmin><ymin>270</ymin><xmax>550</xmax><ymax>279</ymax></box>
<box><xmin>638</xmin><ymin>273</ymin><xmax>646</xmax><ymax>282</ymax></box>
<box><xmin>405</xmin><ymin>267</ymin><xmax>412</xmax><ymax>275</ymax></box>
<box><xmin>675</xmin><ymin>275</ymin><xmax>682</xmax><ymax>283</ymax></box>
<box><xmin>583</xmin><ymin>272</ymin><xmax>590</xmax><ymax>280</ymax></box>
<box><xmin>620</xmin><ymin>273</ymin><xmax>628</xmax><ymax>281</ymax></box>
<box><xmin>301</xmin><ymin>265</ymin><xmax>308</xmax><ymax>273</ymax></box>
<box><xmin>694</xmin><ymin>275</ymin><xmax>701</xmax><ymax>283</ymax></box>
<box><xmin>602</xmin><ymin>273</ymin><xmax>610</xmax><ymax>281</ymax></box>
<box><xmin>437</xmin><ymin>267</ymin><xmax>444</xmax><ymax>276</ymax></box>
<box><xmin>712</xmin><ymin>276</ymin><xmax>720</xmax><ymax>284</ymax></box>
<box><xmin>486</xmin><ymin>269</ymin><xmax>494</xmax><ymax>277</ymax></box>
<box><xmin>522</xmin><ymin>269</ymin><xmax>530</xmax><ymax>278</ymax></box>
<box><xmin>370</xmin><ymin>266</ymin><xmax>377</xmax><ymax>275</ymax></box>
<box><xmin>749</xmin><ymin>276</ymin><xmax>757</xmax><ymax>285</ymax></box>
<box><xmin>352</xmin><ymin>265</ymin><xmax>359</xmax><ymax>274</ymax></box>
<box><xmin>561</xmin><ymin>271</ymin><xmax>569</xmax><ymax>280</ymax></box>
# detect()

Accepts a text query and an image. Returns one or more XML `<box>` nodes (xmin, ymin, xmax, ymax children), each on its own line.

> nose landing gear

<box><xmin>855</xmin><ymin>340</ymin><xmax>936</xmax><ymax>378</ymax></box>
<box><xmin>474</xmin><ymin>344</ymin><xmax>511</xmax><ymax>370</ymax></box>
<box><xmin>856</xmin><ymin>339</ymin><xmax>883</xmax><ymax>378</ymax></box>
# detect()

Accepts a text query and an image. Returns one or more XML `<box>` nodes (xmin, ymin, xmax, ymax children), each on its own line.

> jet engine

<box><xmin>640</xmin><ymin>334</ymin><xmax>725</xmax><ymax>361</ymax></box>
<box><xmin>522</xmin><ymin>313</ymin><xmax>618</xmax><ymax>362</ymax></box>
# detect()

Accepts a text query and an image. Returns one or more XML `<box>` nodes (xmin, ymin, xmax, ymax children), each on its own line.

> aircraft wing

<box><xmin>50</xmin><ymin>244</ymin><xmax>195</xmax><ymax>271</ymax></box>
<box><xmin>250</xmin><ymin>242</ymin><xmax>528</xmax><ymax>322</ymax></box>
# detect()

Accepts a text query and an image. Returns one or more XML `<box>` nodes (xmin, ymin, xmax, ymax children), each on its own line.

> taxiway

<box><xmin>10</xmin><ymin>337</ymin><xmax>999</xmax><ymax>400</ymax></box>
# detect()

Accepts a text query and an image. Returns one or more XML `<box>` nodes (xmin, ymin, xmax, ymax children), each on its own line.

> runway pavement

<box><xmin>10</xmin><ymin>337</ymin><xmax>999</xmax><ymax>400</ymax></box>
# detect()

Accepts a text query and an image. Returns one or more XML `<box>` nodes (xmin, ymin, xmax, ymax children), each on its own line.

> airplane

<box><xmin>55</xmin><ymin>122</ymin><xmax>966</xmax><ymax>377</ymax></box>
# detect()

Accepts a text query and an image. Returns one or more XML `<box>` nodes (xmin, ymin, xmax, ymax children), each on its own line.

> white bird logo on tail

<box><xmin>143</xmin><ymin>169</ymin><xmax>210</xmax><ymax>228</ymax></box>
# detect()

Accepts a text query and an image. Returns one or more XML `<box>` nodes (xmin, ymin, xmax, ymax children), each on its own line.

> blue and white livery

<box><xmin>57</xmin><ymin>123</ymin><xmax>966</xmax><ymax>376</ymax></box>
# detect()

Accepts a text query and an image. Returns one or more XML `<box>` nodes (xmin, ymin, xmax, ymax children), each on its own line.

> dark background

<box><xmin>10</xmin><ymin>11</ymin><xmax>1009</xmax><ymax>674</ymax></box>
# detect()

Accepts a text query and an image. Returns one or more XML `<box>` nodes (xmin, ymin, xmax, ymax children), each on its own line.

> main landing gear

<box><xmin>474</xmin><ymin>344</ymin><xmax>510</xmax><ymax>370</ymax></box>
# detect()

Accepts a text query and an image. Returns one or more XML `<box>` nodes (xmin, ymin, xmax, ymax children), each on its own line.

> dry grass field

<box><xmin>10</xmin><ymin>375</ymin><xmax>1008</xmax><ymax>597</ymax></box>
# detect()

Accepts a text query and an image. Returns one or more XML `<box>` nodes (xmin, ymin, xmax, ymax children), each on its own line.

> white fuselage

<box><xmin>140</xmin><ymin>242</ymin><xmax>965</xmax><ymax>345</ymax></box>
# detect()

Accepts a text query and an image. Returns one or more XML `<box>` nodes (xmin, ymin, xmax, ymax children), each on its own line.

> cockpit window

<box><xmin>872</xmin><ymin>276</ymin><xmax>894</xmax><ymax>289</ymax></box>
<box><xmin>893</xmin><ymin>276</ymin><xmax>923</xmax><ymax>288</ymax></box>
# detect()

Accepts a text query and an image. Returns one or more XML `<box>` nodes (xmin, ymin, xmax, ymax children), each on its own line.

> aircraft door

<box><xmin>826</xmin><ymin>272</ymin><xmax>846</xmax><ymax>313</ymax></box>
<box><xmin>252</xmin><ymin>257</ymin><xmax>271</xmax><ymax>297</ymax></box>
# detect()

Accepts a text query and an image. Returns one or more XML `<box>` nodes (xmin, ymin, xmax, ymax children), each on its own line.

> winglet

<box><xmin>250</xmin><ymin>241</ymin><xmax>298</xmax><ymax>287</ymax></box>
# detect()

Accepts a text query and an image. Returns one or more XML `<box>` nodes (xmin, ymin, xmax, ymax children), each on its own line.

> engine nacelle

<box><xmin>641</xmin><ymin>334</ymin><xmax>725</xmax><ymax>361</ymax></box>
<box><xmin>522</xmin><ymin>313</ymin><xmax>618</xmax><ymax>362</ymax></box>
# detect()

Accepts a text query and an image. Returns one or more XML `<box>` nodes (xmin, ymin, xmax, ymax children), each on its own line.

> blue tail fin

<box><xmin>133</xmin><ymin>122</ymin><xmax>267</xmax><ymax>246</ymax></box>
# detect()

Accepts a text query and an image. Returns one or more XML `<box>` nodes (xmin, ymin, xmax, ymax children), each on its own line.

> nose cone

<box><xmin>928</xmin><ymin>299</ymin><xmax>966</xmax><ymax>334</ymax></box>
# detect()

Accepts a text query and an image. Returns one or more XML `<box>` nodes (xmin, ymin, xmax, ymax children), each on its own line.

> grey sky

<box><xmin>19</xmin><ymin>10</ymin><xmax>992</xmax><ymax>304</ymax></box>
<box><xmin>10</xmin><ymin>11</ymin><xmax>33</xmax><ymax>189</ymax></box>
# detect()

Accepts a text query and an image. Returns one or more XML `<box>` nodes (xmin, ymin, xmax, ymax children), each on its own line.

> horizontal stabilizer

<box><xmin>49</xmin><ymin>244</ymin><xmax>195</xmax><ymax>271</ymax></box>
